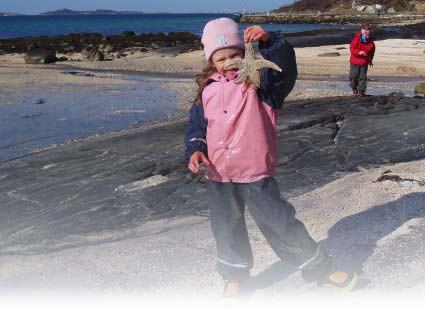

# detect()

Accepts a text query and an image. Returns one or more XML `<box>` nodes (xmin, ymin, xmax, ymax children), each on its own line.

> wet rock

<box><xmin>388</xmin><ymin>92</ymin><xmax>405</xmax><ymax>100</ymax></box>
<box><xmin>81</xmin><ymin>46</ymin><xmax>104</xmax><ymax>61</ymax></box>
<box><xmin>318</xmin><ymin>52</ymin><xmax>340</xmax><ymax>57</ymax></box>
<box><xmin>151</xmin><ymin>41</ymin><xmax>167</xmax><ymax>49</ymax></box>
<box><xmin>63</xmin><ymin>71</ymin><xmax>94</xmax><ymax>77</ymax></box>
<box><xmin>374</xmin><ymin>171</ymin><xmax>425</xmax><ymax>186</ymax></box>
<box><xmin>104</xmin><ymin>44</ymin><xmax>114</xmax><ymax>53</ymax></box>
<box><xmin>82</xmin><ymin>32</ymin><xmax>103</xmax><ymax>43</ymax></box>
<box><xmin>414</xmin><ymin>82</ymin><xmax>425</xmax><ymax>96</ymax></box>
<box><xmin>63</xmin><ymin>46</ymin><xmax>75</xmax><ymax>52</ymax></box>
<box><xmin>24</xmin><ymin>46</ymin><xmax>57</xmax><ymax>64</ymax></box>
<box><xmin>122</xmin><ymin>30</ymin><xmax>136</xmax><ymax>37</ymax></box>
<box><xmin>286</xmin><ymin>32</ymin><xmax>353</xmax><ymax>48</ymax></box>
<box><xmin>20</xmin><ymin>113</ymin><xmax>43</xmax><ymax>119</ymax></box>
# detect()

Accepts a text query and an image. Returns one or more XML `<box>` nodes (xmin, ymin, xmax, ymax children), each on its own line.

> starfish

<box><xmin>224</xmin><ymin>42</ymin><xmax>282</xmax><ymax>89</ymax></box>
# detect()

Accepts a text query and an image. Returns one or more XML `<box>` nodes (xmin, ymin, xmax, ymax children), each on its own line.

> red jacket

<box><xmin>350</xmin><ymin>32</ymin><xmax>375</xmax><ymax>66</ymax></box>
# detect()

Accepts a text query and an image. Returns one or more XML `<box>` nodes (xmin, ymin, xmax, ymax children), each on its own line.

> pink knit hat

<box><xmin>201</xmin><ymin>18</ymin><xmax>244</xmax><ymax>61</ymax></box>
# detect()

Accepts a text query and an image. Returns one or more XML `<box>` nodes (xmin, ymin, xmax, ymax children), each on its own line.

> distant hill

<box><xmin>39</xmin><ymin>8</ymin><xmax>146</xmax><ymax>15</ymax></box>
<box><xmin>274</xmin><ymin>0</ymin><xmax>421</xmax><ymax>12</ymax></box>
<box><xmin>0</xmin><ymin>12</ymin><xmax>22</xmax><ymax>16</ymax></box>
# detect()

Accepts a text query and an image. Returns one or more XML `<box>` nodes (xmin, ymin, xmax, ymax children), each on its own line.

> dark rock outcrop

<box><xmin>0</xmin><ymin>23</ymin><xmax>422</xmax><ymax>57</ymax></box>
<box><xmin>0</xmin><ymin>31</ymin><xmax>200</xmax><ymax>56</ymax></box>
<box><xmin>0</xmin><ymin>95</ymin><xmax>425</xmax><ymax>254</ymax></box>
<box><xmin>81</xmin><ymin>46</ymin><xmax>104</xmax><ymax>61</ymax></box>
<box><xmin>318</xmin><ymin>52</ymin><xmax>340</xmax><ymax>57</ymax></box>
<box><xmin>122</xmin><ymin>30</ymin><xmax>136</xmax><ymax>37</ymax></box>
<box><xmin>24</xmin><ymin>46</ymin><xmax>57</xmax><ymax>64</ymax></box>
<box><xmin>285</xmin><ymin>23</ymin><xmax>425</xmax><ymax>48</ymax></box>
<box><xmin>414</xmin><ymin>82</ymin><xmax>425</xmax><ymax>96</ymax></box>
<box><xmin>103</xmin><ymin>44</ymin><xmax>114</xmax><ymax>53</ymax></box>
<box><xmin>150</xmin><ymin>41</ymin><xmax>168</xmax><ymax>49</ymax></box>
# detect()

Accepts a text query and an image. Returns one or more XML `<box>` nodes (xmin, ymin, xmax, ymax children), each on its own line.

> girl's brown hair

<box><xmin>194</xmin><ymin>46</ymin><xmax>245</xmax><ymax>105</ymax></box>
<box><xmin>194</xmin><ymin>64</ymin><xmax>215</xmax><ymax>105</ymax></box>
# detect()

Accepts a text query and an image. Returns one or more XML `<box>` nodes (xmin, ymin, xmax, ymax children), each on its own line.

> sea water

<box><xmin>0</xmin><ymin>13</ymin><xmax>351</xmax><ymax>39</ymax></box>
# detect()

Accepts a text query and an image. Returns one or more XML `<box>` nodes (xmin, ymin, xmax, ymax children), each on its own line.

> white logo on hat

<box><xmin>216</xmin><ymin>34</ymin><xmax>227</xmax><ymax>47</ymax></box>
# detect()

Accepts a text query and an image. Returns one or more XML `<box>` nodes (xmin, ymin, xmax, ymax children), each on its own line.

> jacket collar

<box><xmin>209</xmin><ymin>71</ymin><xmax>240</xmax><ymax>82</ymax></box>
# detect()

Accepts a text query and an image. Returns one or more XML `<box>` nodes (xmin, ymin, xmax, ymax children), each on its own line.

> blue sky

<box><xmin>0</xmin><ymin>0</ymin><xmax>293</xmax><ymax>14</ymax></box>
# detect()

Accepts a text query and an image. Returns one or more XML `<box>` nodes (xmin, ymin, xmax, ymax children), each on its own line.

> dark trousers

<box><xmin>207</xmin><ymin>177</ymin><xmax>333</xmax><ymax>283</ymax></box>
<box><xmin>349</xmin><ymin>63</ymin><xmax>368</xmax><ymax>92</ymax></box>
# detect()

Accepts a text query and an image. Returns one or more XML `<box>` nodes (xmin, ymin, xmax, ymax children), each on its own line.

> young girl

<box><xmin>184</xmin><ymin>18</ymin><xmax>357</xmax><ymax>296</ymax></box>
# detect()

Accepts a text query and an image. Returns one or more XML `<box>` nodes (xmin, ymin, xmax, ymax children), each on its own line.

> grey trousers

<box><xmin>349</xmin><ymin>63</ymin><xmax>369</xmax><ymax>92</ymax></box>
<box><xmin>207</xmin><ymin>177</ymin><xmax>332</xmax><ymax>282</ymax></box>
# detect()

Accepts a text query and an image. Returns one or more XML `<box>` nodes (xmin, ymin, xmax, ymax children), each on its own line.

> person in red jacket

<box><xmin>349</xmin><ymin>25</ymin><xmax>375</xmax><ymax>97</ymax></box>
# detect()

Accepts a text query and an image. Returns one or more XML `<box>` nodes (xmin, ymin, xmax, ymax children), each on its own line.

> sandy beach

<box><xmin>1</xmin><ymin>30</ymin><xmax>425</xmax><ymax>311</ymax></box>
<box><xmin>1</xmin><ymin>38</ymin><xmax>424</xmax><ymax>100</ymax></box>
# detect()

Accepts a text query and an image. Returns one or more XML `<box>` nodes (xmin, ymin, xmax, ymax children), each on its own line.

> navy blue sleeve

<box><xmin>184</xmin><ymin>102</ymin><xmax>208</xmax><ymax>162</ymax></box>
<box><xmin>257</xmin><ymin>31</ymin><xmax>298</xmax><ymax>109</ymax></box>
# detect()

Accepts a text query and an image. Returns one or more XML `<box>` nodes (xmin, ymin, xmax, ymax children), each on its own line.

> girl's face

<box><xmin>210</xmin><ymin>47</ymin><xmax>244</xmax><ymax>77</ymax></box>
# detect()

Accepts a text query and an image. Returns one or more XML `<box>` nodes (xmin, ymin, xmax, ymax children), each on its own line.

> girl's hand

<box><xmin>188</xmin><ymin>151</ymin><xmax>212</xmax><ymax>174</ymax></box>
<box><xmin>244</xmin><ymin>25</ymin><xmax>270</xmax><ymax>43</ymax></box>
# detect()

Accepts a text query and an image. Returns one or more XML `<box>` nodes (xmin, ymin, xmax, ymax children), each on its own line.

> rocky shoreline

<box><xmin>1</xmin><ymin>20</ymin><xmax>424</xmax><ymax>64</ymax></box>
<box><xmin>239</xmin><ymin>13</ymin><xmax>425</xmax><ymax>26</ymax></box>
<box><xmin>0</xmin><ymin>31</ymin><xmax>202</xmax><ymax>62</ymax></box>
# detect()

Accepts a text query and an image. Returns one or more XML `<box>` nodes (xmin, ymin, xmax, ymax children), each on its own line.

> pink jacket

<box><xmin>184</xmin><ymin>32</ymin><xmax>298</xmax><ymax>183</ymax></box>
<box><xmin>202</xmin><ymin>72</ymin><xmax>279</xmax><ymax>182</ymax></box>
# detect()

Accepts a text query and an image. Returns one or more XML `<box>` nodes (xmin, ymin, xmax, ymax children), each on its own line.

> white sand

<box><xmin>1</xmin><ymin>38</ymin><xmax>424</xmax><ymax>105</ymax></box>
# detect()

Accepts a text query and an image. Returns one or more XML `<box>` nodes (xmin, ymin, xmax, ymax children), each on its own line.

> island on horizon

<box><xmin>0</xmin><ymin>8</ymin><xmax>225</xmax><ymax>16</ymax></box>
<box><xmin>0</xmin><ymin>8</ymin><xmax>169</xmax><ymax>16</ymax></box>
<box><xmin>0</xmin><ymin>12</ymin><xmax>23</xmax><ymax>16</ymax></box>
<box><xmin>39</xmin><ymin>8</ymin><xmax>148</xmax><ymax>15</ymax></box>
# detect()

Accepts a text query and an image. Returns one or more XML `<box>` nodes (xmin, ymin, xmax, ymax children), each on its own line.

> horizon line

<box><xmin>0</xmin><ymin>7</ymin><xmax>254</xmax><ymax>15</ymax></box>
